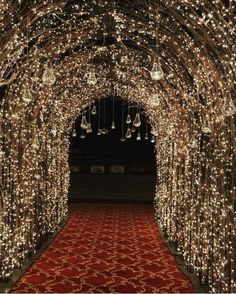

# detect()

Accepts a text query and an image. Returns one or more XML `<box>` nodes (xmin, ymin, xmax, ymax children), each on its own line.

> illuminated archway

<box><xmin>0</xmin><ymin>1</ymin><xmax>235</xmax><ymax>292</ymax></box>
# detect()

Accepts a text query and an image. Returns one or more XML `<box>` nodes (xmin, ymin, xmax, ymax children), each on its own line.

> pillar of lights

<box><xmin>0</xmin><ymin>1</ymin><xmax>235</xmax><ymax>292</ymax></box>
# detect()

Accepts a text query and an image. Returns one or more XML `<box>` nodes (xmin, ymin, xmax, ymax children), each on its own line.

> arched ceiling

<box><xmin>0</xmin><ymin>0</ymin><xmax>235</xmax><ymax>133</ymax></box>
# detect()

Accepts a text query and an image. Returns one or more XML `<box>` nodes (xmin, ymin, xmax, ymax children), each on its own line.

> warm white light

<box><xmin>87</xmin><ymin>69</ymin><xmax>97</xmax><ymax>85</ymax></box>
<box><xmin>42</xmin><ymin>66</ymin><xmax>56</xmax><ymax>86</ymax></box>
<box><xmin>133</xmin><ymin>113</ymin><xmax>141</xmax><ymax>127</ymax></box>
<box><xmin>150</xmin><ymin>58</ymin><xmax>164</xmax><ymax>81</ymax></box>
<box><xmin>149</xmin><ymin>93</ymin><xmax>160</xmax><ymax>106</ymax></box>
<box><xmin>22</xmin><ymin>83</ymin><xmax>33</xmax><ymax>103</ymax></box>
<box><xmin>222</xmin><ymin>96</ymin><xmax>236</xmax><ymax>117</ymax></box>
<box><xmin>0</xmin><ymin>1</ymin><xmax>235</xmax><ymax>292</ymax></box>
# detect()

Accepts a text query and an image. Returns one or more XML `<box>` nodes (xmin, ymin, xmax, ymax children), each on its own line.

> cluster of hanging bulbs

<box><xmin>201</xmin><ymin>95</ymin><xmax>236</xmax><ymax>134</ymax></box>
<box><xmin>22</xmin><ymin>65</ymin><xmax>56</xmax><ymax>103</ymax></box>
<box><xmin>71</xmin><ymin>100</ymin><xmax>156</xmax><ymax>143</ymax></box>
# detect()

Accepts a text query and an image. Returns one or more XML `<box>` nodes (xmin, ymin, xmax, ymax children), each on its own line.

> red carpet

<box><xmin>12</xmin><ymin>203</ymin><xmax>194</xmax><ymax>293</ymax></box>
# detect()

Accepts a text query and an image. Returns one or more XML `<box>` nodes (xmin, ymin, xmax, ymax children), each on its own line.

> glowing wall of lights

<box><xmin>0</xmin><ymin>0</ymin><xmax>235</xmax><ymax>292</ymax></box>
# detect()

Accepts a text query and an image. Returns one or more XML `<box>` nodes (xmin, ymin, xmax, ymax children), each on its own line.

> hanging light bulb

<box><xmin>87</xmin><ymin>69</ymin><xmax>97</xmax><ymax>85</ymax></box>
<box><xmin>222</xmin><ymin>97</ymin><xmax>236</xmax><ymax>117</ymax></box>
<box><xmin>120</xmin><ymin>137</ymin><xmax>126</xmax><ymax>142</ymax></box>
<box><xmin>42</xmin><ymin>65</ymin><xmax>56</xmax><ymax>86</ymax></box>
<box><xmin>131</xmin><ymin>126</ymin><xmax>136</xmax><ymax>133</ymax></box>
<box><xmin>151</xmin><ymin>127</ymin><xmax>158</xmax><ymax>136</ymax></box>
<box><xmin>80</xmin><ymin>131</ymin><xmax>86</xmax><ymax>139</ymax></box>
<box><xmin>150</xmin><ymin>58</ymin><xmax>164</xmax><ymax>81</ymax></box>
<box><xmin>136</xmin><ymin>131</ymin><xmax>141</xmax><ymax>141</ymax></box>
<box><xmin>22</xmin><ymin>83</ymin><xmax>33</xmax><ymax>103</ymax></box>
<box><xmin>149</xmin><ymin>93</ymin><xmax>160</xmax><ymax>106</ymax></box>
<box><xmin>80</xmin><ymin>115</ymin><xmax>88</xmax><ymax>130</ymax></box>
<box><xmin>144</xmin><ymin>121</ymin><xmax>149</xmax><ymax>140</ymax></box>
<box><xmin>111</xmin><ymin>121</ymin><xmax>116</xmax><ymax>129</ymax></box>
<box><xmin>125</xmin><ymin>127</ymin><xmax>132</xmax><ymax>139</ymax></box>
<box><xmin>91</xmin><ymin>105</ymin><xmax>97</xmax><ymax>115</ymax></box>
<box><xmin>72</xmin><ymin>128</ymin><xmax>77</xmax><ymax>137</ymax></box>
<box><xmin>151</xmin><ymin>135</ymin><xmax>156</xmax><ymax>143</ymax></box>
<box><xmin>86</xmin><ymin>123</ymin><xmax>92</xmax><ymax>134</ymax></box>
<box><xmin>111</xmin><ymin>95</ymin><xmax>116</xmax><ymax>129</ymax></box>
<box><xmin>97</xmin><ymin>129</ymin><xmax>102</xmax><ymax>136</ymax></box>
<box><xmin>133</xmin><ymin>113</ymin><xmax>141</xmax><ymax>127</ymax></box>
<box><xmin>126</xmin><ymin>114</ymin><xmax>131</xmax><ymax>124</ymax></box>
<box><xmin>101</xmin><ymin>128</ymin><xmax>109</xmax><ymax>135</ymax></box>
<box><xmin>202</xmin><ymin>116</ymin><xmax>211</xmax><ymax>134</ymax></box>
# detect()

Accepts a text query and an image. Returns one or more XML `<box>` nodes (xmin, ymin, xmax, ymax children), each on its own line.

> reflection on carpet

<box><xmin>12</xmin><ymin>203</ymin><xmax>194</xmax><ymax>293</ymax></box>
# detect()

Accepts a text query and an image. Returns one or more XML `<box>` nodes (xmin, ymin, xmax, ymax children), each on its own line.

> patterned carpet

<box><xmin>12</xmin><ymin>203</ymin><xmax>194</xmax><ymax>293</ymax></box>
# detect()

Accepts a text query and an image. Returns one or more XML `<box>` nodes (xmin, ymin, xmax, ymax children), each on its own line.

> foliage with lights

<box><xmin>0</xmin><ymin>0</ymin><xmax>235</xmax><ymax>292</ymax></box>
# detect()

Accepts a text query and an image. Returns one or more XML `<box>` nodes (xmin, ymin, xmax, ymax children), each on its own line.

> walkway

<box><xmin>12</xmin><ymin>203</ymin><xmax>194</xmax><ymax>293</ymax></box>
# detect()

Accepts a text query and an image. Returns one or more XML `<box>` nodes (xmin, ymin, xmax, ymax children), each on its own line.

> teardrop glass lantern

<box><xmin>72</xmin><ymin>128</ymin><xmax>77</xmax><ymax>137</ymax></box>
<box><xmin>80</xmin><ymin>115</ymin><xmax>88</xmax><ymax>130</ymax></box>
<box><xmin>91</xmin><ymin>105</ymin><xmax>97</xmax><ymax>115</ymax></box>
<box><xmin>86</xmin><ymin>123</ymin><xmax>93</xmax><ymax>134</ymax></box>
<box><xmin>22</xmin><ymin>83</ymin><xmax>33</xmax><ymax>103</ymax></box>
<box><xmin>87</xmin><ymin>69</ymin><xmax>97</xmax><ymax>85</ymax></box>
<box><xmin>151</xmin><ymin>127</ymin><xmax>158</xmax><ymax>136</ymax></box>
<box><xmin>150</xmin><ymin>58</ymin><xmax>164</xmax><ymax>81</ymax></box>
<box><xmin>131</xmin><ymin>126</ymin><xmax>136</xmax><ymax>133</ymax></box>
<box><xmin>80</xmin><ymin>132</ymin><xmax>86</xmax><ymax>139</ymax></box>
<box><xmin>97</xmin><ymin>129</ymin><xmax>102</xmax><ymax>136</ymax></box>
<box><xmin>151</xmin><ymin>135</ymin><xmax>156</xmax><ymax>143</ymax></box>
<box><xmin>149</xmin><ymin>93</ymin><xmax>160</xmax><ymax>106</ymax></box>
<box><xmin>133</xmin><ymin>113</ymin><xmax>141</xmax><ymax>127</ymax></box>
<box><xmin>111</xmin><ymin>121</ymin><xmax>116</xmax><ymax>129</ymax></box>
<box><xmin>101</xmin><ymin>128</ymin><xmax>109</xmax><ymax>135</ymax></box>
<box><xmin>42</xmin><ymin>66</ymin><xmax>56</xmax><ymax>86</ymax></box>
<box><xmin>119</xmin><ymin>137</ymin><xmax>126</xmax><ymax>142</ymax></box>
<box><xmin>222</xmin><ymin>97</ymin><xmax>236</xmax><ymax>117</ymax></box>
<box><xmin>126</xmin><ymin>114</ymin><xmax>132</xmax><ymax>124</ymax></box>
<box><xmin>202</xmin><ymin>116</ymin><xmax>211</xmax><ymax>134</ymax></box>
<box><xmin>136</xmin><ymin>131</ymin><xmax>141</xmax><ymax>141</ymax></box>
<box><xmin>125</xmin><ymin>127</ymin><xmax>132</xmax><ymax>139</ymax></box>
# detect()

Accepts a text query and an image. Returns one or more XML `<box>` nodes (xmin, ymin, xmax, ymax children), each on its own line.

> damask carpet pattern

<box><xmin>12</xmin><ymin>203</ymin><xmax>194</xmax><ymax>293</ymax></box>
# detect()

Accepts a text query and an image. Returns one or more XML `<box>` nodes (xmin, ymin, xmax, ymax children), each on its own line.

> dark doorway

<box><xmin>68</xmin><ymin>97</ymin><xmax>156</xmax><ymax>203</ymax></box>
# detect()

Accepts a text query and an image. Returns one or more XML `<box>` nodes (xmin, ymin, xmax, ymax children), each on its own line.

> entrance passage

<box><xmin>69</xmin><ymin>97</ymin><xmax>156</xmax><ymax>202</ymax></box>
<box><xmin>12</xmin><ymin>203</ymin><xmax>193</xmax><ymax>293</ymax></box>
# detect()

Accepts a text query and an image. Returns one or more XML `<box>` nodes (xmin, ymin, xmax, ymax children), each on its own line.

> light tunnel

<box><xmin>0</xmin><ymin>0</ymin><xmax>235</xmax><ymax>293</ymax></box>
